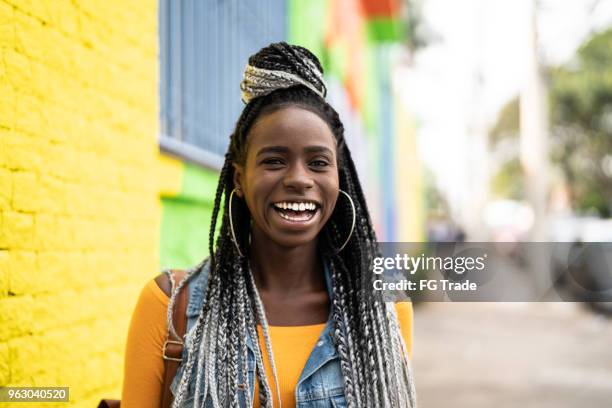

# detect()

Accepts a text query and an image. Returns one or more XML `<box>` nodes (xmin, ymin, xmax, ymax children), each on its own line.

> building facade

<box><xmin>0</xmin><ymin>0</ymin><xmax>421</xmax><ymax>405</ymax></box>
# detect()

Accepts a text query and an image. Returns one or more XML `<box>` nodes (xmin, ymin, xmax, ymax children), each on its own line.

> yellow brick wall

<box><xmin>0</xmin><ymin>1</ymin><xmax>159</xmax><ymax>406</ymax></box>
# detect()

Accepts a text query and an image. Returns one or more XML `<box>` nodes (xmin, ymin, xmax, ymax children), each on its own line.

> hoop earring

<box><xmin>336</xmin><ymin>189</ymin><xmax>356</xmax><ymax>253</ymax></box>
<box><xmin>229</xmin><ymin>188</ymin><xmax>245</xmax><ymax>258</ymax></box>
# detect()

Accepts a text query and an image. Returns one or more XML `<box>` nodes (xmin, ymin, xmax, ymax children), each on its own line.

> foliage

<box><xmin>550</xmin><ymin>26</ymin><xmax>612</xmax><ymax>216</ymax></box>
<box><xmin>489</xmin><ymin>27</ymin><xmax>612</xmax><ymax>216</ymax></box>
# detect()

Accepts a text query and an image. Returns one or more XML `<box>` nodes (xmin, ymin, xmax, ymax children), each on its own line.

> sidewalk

<box><xmin>412</xmin><ymin>302</ymin><xmax>612</xmax><ymax>408</ymax></box>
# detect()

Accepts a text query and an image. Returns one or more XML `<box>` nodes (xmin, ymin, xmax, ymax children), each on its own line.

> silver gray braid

<box><xmin>329</xmin><ymin>261</ymin><xmax>360</xmax><ymax>408</ymax></box>
<box><xmin>240</xmin><ymin>263</ymin><xmax>274</xmax><ymax>408</ymax></box>
<box><xmin>241</xmin><ymin>65</ymin><xmax>325</xmax><ymax>104</ymax></box>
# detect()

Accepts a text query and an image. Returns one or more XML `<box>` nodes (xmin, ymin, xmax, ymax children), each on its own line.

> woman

<box><xmin>121</xmin><ymin>42</ymin><xmax>416</xmax><ymax>408</ymax></box>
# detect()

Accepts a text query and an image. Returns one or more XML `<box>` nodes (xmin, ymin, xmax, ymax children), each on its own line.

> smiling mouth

<box><xmin>272</xmin><ymin>201</ymin><xmax>320</xmax><ymax>223</ymax></box>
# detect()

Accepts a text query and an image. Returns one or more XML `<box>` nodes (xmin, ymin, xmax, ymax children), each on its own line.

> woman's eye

<box><xmin>310</xmin><ymin>159</ymin><xmax>330</xmax><ymax>167</ymax></box>
<box><xmin>262</xmin><ymin>158</ymin><xmax>284</xmax><ymax>166</ymax></box>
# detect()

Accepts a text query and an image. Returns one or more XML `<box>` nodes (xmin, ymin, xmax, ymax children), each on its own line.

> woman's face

<box><xmin>234</xmin><ymin>105</ymin><xmax>339</xmax><ymax>248</ymax></box>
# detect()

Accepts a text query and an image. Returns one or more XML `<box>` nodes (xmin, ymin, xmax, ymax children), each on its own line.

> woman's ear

<box><xmin>233</xmin><ymin>163</ymin><xmax>244</xmax><ymax>198</ymax></box>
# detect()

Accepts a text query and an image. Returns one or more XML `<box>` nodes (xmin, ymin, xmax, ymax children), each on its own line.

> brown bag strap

<box><xmin>161</xmin><ymin>270</ymin><xmax>189</xmax><ymax>408</ymax></box>
<box><xmin>97</xmin><ymin>399</ymin><xmax>120</xmax><ymax>408</ymax></box>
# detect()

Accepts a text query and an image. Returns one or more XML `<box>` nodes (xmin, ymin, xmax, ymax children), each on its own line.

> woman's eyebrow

<box><xmin>256</xmin><ymin>146</ymin><xmax>289</xmax><ymax>157</ymax></box>
<box><xmin>304</xmin><ymin>146</ymin><xmax>333</xmax><ymax>155</ymax></box>
<box><xmin>256</xmin><ymin>145</ymin><xmax>334</xmax><ymax>157</ymax></box>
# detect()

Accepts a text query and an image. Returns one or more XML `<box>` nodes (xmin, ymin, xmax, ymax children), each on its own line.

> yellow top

<box><xmin>121</xmin><ymin>279</ymin><xmax>414</xmax><ymax>408</ymax></box>
<box><xmin>253</xmin><ymin>323</ymin><xmax>326</xmax><ymax>407</ymax></box>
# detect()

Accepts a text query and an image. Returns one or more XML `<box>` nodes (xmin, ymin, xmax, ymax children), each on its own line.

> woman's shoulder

<box><xmin>127</xmin><ymin>279</ymin><xmax>169</xmax><ymax>341</ymax></box>
<box><xmin>153</xmin><ymin>273</ymin><xmax>172</xmax><ymax>298</ymax></box>
<box><xmin>129</xmin><ymin>261</ymin><xmax>210</xmax><ymax>338</ymax></box>
<box><xmin>152</xmin><ymin>258</ymin><xmax>211</xmax><ymax>298</ymax></box>
<box><xmin>138</xmin><ymin>278</ymin><xmax>171</xmax><ymax>308</ymax></box>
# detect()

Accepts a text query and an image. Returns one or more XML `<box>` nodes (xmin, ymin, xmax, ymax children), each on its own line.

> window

<box><xmin>159</xmin><ymin>0</ymin><xmax>286</xmax><ymax>169</ymax></box>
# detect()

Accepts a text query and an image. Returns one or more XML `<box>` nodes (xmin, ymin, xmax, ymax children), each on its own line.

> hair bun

<box><xmin>240</xmin><ymin>42</ymin><xmax>327</xmax><ymax>104</ymax></box>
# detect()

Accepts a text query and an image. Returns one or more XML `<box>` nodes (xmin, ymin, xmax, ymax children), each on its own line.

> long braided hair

<box><xmin>169</xmin><ymin>42</ymin><xmax>416</xmax><ymax>408</ymax></box>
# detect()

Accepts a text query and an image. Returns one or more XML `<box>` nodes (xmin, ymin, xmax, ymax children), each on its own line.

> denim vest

<box><xmin>170</xmin><ymin>260</ymin><xmax>348</xmax><ymax>408</ymax></box>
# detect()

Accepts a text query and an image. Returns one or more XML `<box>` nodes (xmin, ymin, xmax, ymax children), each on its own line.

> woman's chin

<box><xmin>269</xmin><ymin>232</ymin><xmax>319</xmax><ymax>250</ymax></box>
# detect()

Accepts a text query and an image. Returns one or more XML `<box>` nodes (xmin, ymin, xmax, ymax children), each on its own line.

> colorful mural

<box><xmin>0</xmin><ymin>0</ymin><xmax>422</xmax><ymax>405</ymax></box>
<box><xmin>159</xmin><ymin>0</ymin><xmax>424</xmax><ymax>271</ymax></box>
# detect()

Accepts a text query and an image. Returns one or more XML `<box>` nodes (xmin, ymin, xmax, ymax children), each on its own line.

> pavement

<box><xmin>412</xmin><ymin>302</ymin><xmax>612</xmax><ymax>408</ymax></box>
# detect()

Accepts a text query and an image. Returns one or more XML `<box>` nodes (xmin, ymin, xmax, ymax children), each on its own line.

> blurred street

<box><xmin>413</xmin><ymin>303</ymin><xmax>612</xmax><ymax>407</ymax></box>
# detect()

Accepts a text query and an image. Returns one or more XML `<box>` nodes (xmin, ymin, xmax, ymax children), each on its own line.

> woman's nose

<box><xmin>283</xmin><ymin>164</ymin><xmax>314</xmax><ymax>191</ymax></box>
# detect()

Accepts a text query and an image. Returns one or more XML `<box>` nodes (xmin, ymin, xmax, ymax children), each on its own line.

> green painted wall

<box><xmin>160</xmin><ymin>163</ymin><xmax>218</xmax><ymax>269</ymax></box>
<box><xmin>287</xmin><ymin>0</ymin><xmax>328</xmax><ymax>59</ymax></box>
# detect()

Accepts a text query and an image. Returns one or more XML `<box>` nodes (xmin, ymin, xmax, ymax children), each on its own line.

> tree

<box><xmin>489</xmin><ymin>28</ymin><xmax>612</xmax><ymax>216</ymax></box>
<box><xmin>549</xmin><ymin>27</ymin><xmax>612</xmax><ymax>216</ymax></box>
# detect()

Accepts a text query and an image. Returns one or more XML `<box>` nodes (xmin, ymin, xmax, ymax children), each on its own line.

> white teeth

<box><xmin>274</xmin><ymin>202</ymin><xmax>318</xmax><ymax>211</ymax></box>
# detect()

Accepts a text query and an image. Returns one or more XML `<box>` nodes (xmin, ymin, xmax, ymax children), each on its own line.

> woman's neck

<box><xmin>249</xmin><ymin>227</ymin><xmax>325</xmax><ymax>296</ymax></box>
